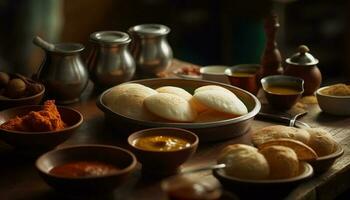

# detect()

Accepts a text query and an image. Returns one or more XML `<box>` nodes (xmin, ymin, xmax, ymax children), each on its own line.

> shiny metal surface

<box><xmin>87</xmin><ymin>31</ymin><xmax>135</xmax><ymax>88</ymax></box>
<box><xmin>286</xmin><ymin>45</ymin><xmax>319</xmax><ymax>66</ymax></box>
<box><xmin>128</xmin><ymin>24</ymin><xmax>173</xmax><ymax>77</ymax></box>
<box><xmin>33</xmin><ymin>36</ymin><xmax>89</xmax><ymax>104</ymax></box>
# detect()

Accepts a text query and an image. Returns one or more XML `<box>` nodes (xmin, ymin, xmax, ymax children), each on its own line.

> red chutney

<box><xmin>49</xmin><ymin>161</ymin><xmax>120</xmax><ymax>178</ymax></box>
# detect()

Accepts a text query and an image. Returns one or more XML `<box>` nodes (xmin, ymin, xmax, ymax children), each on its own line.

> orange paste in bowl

<box><xmin>133</xmin><ymin>135</ymin><xmax>191</xmax><ymax>151</ymax></box>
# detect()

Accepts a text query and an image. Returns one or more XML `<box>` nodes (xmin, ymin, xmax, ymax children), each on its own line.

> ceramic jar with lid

<box><xmin>284</xmin><ymin>45</ymin><xmax>322</xmax><ymax>95</ymax></box>
<box><xmin>86</xmin><ymin>31</ymin><xmax>136</xmax><ymax>88</ymax></box>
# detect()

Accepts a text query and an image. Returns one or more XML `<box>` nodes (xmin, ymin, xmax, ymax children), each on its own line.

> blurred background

<box><xmin>0</xmin><ymin>0</ymin><xmax>348</xmax><ymax>82</ymax></box>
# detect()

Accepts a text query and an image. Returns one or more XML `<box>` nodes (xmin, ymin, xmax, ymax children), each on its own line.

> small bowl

<box><xmin>0</xmin><ymin>105</ymin><xmax>83</xmax><ymax>150</ymax></box>
<box><xmin>309</xmin><ymin>142</ymin><xmax>344</xmax><ymax>173</ymax></box>
<box><xmin>200</xmin><ymin>65</ymin><xmax>230</xmax><ymax>84</ymax></box>
<box><xmin>128</xmin><ymin>127</ymin><xmax>198</xmax><ymax>175</ymax></box>
<box><xmin>261</xmin><ymin>75</ymin><xmax>304</xmax><ymax>110</ymax></box>
<box><xmin>316</xmin><ymin>86</ymin><xmax>350</xmax><ymax>116</ymax></box>
<box><xmin>36</xmin><ymin>144</ymin><xmax>137</xmax><ymax>194</ymax></box>
<box><xmin>213</xmin><ymin>162</ymin><xmax>313</xmax><ymax>198</ymax></box>
<box><xmin>225</xmin><ymin>64</ymin><xmax>260</xmax><ymax>95</ymax></box>
<box><xmin>0</xmin><ymin>83</ymin><xmax>45</xmax><ymax>110</ymax></box>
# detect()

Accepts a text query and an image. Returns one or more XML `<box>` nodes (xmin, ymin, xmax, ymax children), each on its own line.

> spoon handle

<box><xmin>181</xmin><ymin>163</ymin><xmax>226</xmax><ymax>174</ymax></box>
<box><xmin>33</xmin><ymin>36</ymin><xmax>55</xmax><ymax>51</ymax></box>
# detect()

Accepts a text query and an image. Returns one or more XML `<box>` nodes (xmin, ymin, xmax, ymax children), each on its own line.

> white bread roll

<box><xmin>306</xmin><ymin>128</ymin><xmax>336</xmax><ymax>156</ymax></box>
<box><xmin>156</xmin><ymin>86</ymin><xmax>192</xmax><ymax>101</ymax></box>
<box><xmin>195</xmin><ymin>85</ymin><xmax>232</xmax><ymax>94</ymax></box>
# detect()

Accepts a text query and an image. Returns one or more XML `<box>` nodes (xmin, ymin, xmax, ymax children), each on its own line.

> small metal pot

<box><xmin>128</xmin><ymin>24</ymin><xmax>173</xmax><ymax>77</ymax></box>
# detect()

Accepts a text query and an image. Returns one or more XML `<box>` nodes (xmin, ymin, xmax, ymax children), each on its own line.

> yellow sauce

<box><xmin>231</xmin><ymin>71</ymin><xmax>256</xmax><ymax>77</ymax></box>
<box><xmin>133</xmin><ymin>135</ymin><xmax>191</xmax><ymax>151</ymax></box>
<box><xmin>265</xmin><ymin>86</ymin><xmax>301</xmax><ymax>95</ymax></box>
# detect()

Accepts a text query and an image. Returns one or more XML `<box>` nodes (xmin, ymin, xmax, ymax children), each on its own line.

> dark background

<box><xmin>0</xmin><ymin>0</ymin><xmax>349</xmax><ymax>82</ymax></box>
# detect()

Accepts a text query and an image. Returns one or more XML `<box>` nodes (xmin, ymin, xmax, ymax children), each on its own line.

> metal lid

<box><xmin>286</xmin><ymin>45</ymin><xmax>319</xmax><ymax>66</ymax></box>
<box><xmin>128</xmin><ymin>24</ymin><xmax>170</xmax><ymax>37</ymax></box>
<box><xmin>90</xmin><ymin>31</ymin><xmax>131</xmax><ymax>45</ymax></box>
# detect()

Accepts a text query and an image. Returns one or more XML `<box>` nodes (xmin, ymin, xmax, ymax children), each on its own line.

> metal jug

<box><xmin>33</xmin><ymin>36</ymin><xmax>89</xmax><ymax>104</ymax></box>
<box><xmin>86</xmin><ymin>31</ymin><xmax>135</xmax><ymax>88</ymax></box>
<box><xmin>128</xmin><ymin>24</ymin><xmax>173</xmax><ymax>77</ymax></box>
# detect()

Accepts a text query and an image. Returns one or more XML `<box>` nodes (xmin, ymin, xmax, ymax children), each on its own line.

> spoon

<box><xmin>289</xmin><ymin>111</ymin><xmax>308</xmax><ymax>127</ymax></box>
<box><xmin>181</xmin><ymin>163</ymin><xmax>226</xmax><ymax>174</ymax></box>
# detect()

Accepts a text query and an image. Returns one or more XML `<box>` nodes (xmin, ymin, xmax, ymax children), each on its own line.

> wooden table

<box><xmin>0</xmin><ymin>60</ymin><xmax>349</xmax><ymax>200</ymax></box>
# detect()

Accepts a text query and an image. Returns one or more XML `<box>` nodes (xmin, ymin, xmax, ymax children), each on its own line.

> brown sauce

<box><xmin>265</xmin><ymin>86</ymin><xmax>301</xmax><ymax>95</ymax></box>
<box><xmin>133</xmin><ymin>135</ymin><xmax>191</xmax><ymax>151</ymax></box>
<box><xmin>231</xmin><ymin>71</ymin><xmax>256</xmax><ymax>77</ymax></box>
<box><xmin>49</xmin><ymin>161</ymin><xmax>120</xmax><ymax>178</ymax></box>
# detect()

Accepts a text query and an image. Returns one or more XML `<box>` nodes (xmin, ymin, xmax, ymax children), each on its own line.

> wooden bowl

<box><xmin>97</xmin><ymin>78</ymin><xmax>261</xmax><ymax>142</ymax></box>
<box><xmin>0</xmin><ymin>83</ymin><xmax>45</xmax><ymax>110</ymax></box>
<box><xmin>316</xmin><ymin>86</ymin><xmax>350</xmax><ymax>116</ymax></box>
<box><xmin>213</xmin><ymin>162</ymin><xmax>313</xmax><ymax>198</ymax></box>
<box><xmin>309</xmin><ymin>142</ymin><xmax>344</xmax><ymax>173</ymax></box>
<box><xmin>36</xmin><ymin>144</ymin><xmax>137</xmax><ymax>194</ymax></box>
<box><xmin>128</xmin><ymin>127</ymin><xmax>198</xmax><ymax>176</ymax></box>
<box><xmin>0</xmin><ymin>105</ymin><xmax>83</xmax><ymax>150</ymax></box>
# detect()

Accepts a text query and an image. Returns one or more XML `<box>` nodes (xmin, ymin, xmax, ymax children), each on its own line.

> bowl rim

<box><xmin>35</xmin><ymin>144</ymin><xmax>137</xmax><ymax>179</ymax></box>
<box><xmin>213</xmin><ymin>161</ymin><xmax>313</xmax><ymax>184</ymax></box>
<box><xmin>260</xmin><ymin>75</ymin><xmax>305</xmax><ymax>95</ymax></box>
<box><xmin>0</xmin><ymin>83</ymin><xmax>45</xmax><ymax>101</ymax></box>
<box><xmin>200</xmin><ymin>66</ymin><xmax>228</xmax><ymax>75</ymax></box>
<box><xmin>96</xmin><ymin>78</ymin><xmax>261</xmax><ymax>129</ymax></box>
<box><xmin>315</xmin><ymin>142</ymin><xmax>344</xmax><ymax>161</ymax></box>
<box><xmin>224</xmin><ymin>64</ymin><xmax>261</xmax><ymax>77</ymax></box>
<box><xmin>127</xmin><ymin>127</ymin><xmax>199</xmax><ymax>153</ymax></box>
<box><xmin>316</xmin><ymin>85</ymin><xmax>350</xmax><ymax>98</ymax></box>
<box><xmin>0</xmin><ymin>105</ymin><xmax>83</xmax><ymax>134</ymax></box>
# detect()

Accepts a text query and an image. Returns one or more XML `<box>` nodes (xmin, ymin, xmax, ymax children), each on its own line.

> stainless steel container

<box><xmin>33</xmin><ymin>36</ymin><xmax>89</xmax><ymax>104</ymax></box>
<box><xmin>128</xmin><ymin>24</ymin><xmax>173</xmax><ymax>77</ymax></box>
<box><xmin>87</xmin><ymin>31</ymin><xmax>135</xmax><ymax>88</ymax></box>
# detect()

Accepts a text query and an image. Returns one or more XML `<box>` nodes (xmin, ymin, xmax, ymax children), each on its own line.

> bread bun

<box><xmin>156</xmin><ymin>86</ymin><xmax>193</xmax><ymax>101</ymax></box>
<box><xmin>306</xmin><ymin>128</ymin><xmax>336</xmax><ymax>156</ymax></box>
<box><xmin>252</xmin><ymin>125</ymin><xmax>310</xmax><ymax>146</ymax></box>
<box><xmin>218</xmin><ymin>144</ymin><xmax>269</xmax><ymax>180</ymax></box>
<box><xmin>193</xmin><ymin>90</ymin><xmax>248</xmax><ymax>115</ymax></box>
<box><xmin>195</xmin><ymin>85</ymin><xmax>232</xmax><ymax>94</ymax></box>
<box><xmin>144</xmin><ymin>93</ymin><xmax>197</xmax><ymax>122</ymax></box>
<box><xmin>259</xmin><ymin>145</ymin><xmax>299</xmax><ymax>179</ymax></box>
<box><xmin>108</xmin><ymin>86</ymin><xmax>158</xmax><ymax>121</ymax></box>
<box><xmin>195</xmin><ymin>109</ymin><xmax>236</xmax><ymax>123</ymax></box>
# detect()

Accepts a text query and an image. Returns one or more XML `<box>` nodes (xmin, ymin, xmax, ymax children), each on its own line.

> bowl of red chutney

<box><xmin>35</xmin><ymin>144</ymin><xmax>137</xmax><ymax>194</ymax></box>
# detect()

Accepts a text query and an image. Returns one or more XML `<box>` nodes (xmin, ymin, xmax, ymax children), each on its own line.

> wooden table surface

<box><xmin>0</xmin><ymin>60</ymin><xmax>349</xmax><ymax>200</ymax></box>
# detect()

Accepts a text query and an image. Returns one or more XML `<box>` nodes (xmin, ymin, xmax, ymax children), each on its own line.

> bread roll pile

<box><xmin>103</xmin><ymin>83</ymin><xmax>248</xmax><ymax>122</ymax></box>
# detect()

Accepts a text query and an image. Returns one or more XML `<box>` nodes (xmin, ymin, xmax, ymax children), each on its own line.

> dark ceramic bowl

<box><xmin>261</xmin><ymin>75</ymin><xmax>304</xmax><ymax>110</ymax></box>
<box><xmin>213</xmin><ymin>162</ymin><xmax>313</xmax><ymax>198</ymax></box>
<box><xmin>128</xmin><ymin>127</ymin><xmax>198</xmax><ymax>175</ymax></box>
<box><xmin>36</xmin><ymin>145</ymin><xmax>137</xmax><ymax>194</ymax></box>
<box><xmin>0</xmin><ymin>83</ymin><xmax>45</xmax><ymax>110</ymax></box>
<box><xmin>225</xmin><ymin>64</ymin><xmax>260</xmax><ymax>95</ymax></box>
<box><xmin>97</xmin><ymin>78</ymin><xmax>261</xmax><ymax>142</ymax></box>
<box><xmin>0</xmin><ymin>105</ymin><xmax>83</xmax><ymax>150</ymax></box>
<box><xmin>309</xmin><ymin>142</ymin><xmax>344</xmax><ymax>173</ymax></box>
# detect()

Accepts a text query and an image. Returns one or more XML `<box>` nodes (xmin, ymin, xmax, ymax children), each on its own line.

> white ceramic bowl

<box><xmin>200</xmin><ymin>65</ymin><xmax>230</xmax><ymax>84</ymax></box>
<box><xmin>316</xmin><ymin>86</ymin><xmax>350</xmax><ymax>116</ymax></box>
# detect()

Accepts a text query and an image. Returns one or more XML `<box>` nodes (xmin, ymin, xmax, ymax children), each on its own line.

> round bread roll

<box><xmin>189</xmin><ymin>97</ymin><xmax>208</xmax><ymax>113</ymax></box>
<box><xmin>156</xmin><ymin>86</ymin><xmax>192</xmax><ymax>101</ymax></box>
<box><xmin>103</xmin><ymin>83</ymin><xmax>154</xmax><ymax>106</ymax></box>
<box><xmin>108</xmin><ymin>86</ymin><xmax>158</xmax><ymax>121</ymax></box>
<box><xmin>195</xmin><ymin>109</ymin><xmax>236</xmax><ymax>123</ymax></box>
<box><xmin>144</xmin><ymin>93</ymin><xmax>197</xmax><ymax>122</ymax></box>
<box><xmin>306</xmin><ymin>128</ymin><xmax>336</xmax><ymax>157</ymax></box>
<box><xmin>193</xmin><ymin>90</ymin><xmax>248</xmax><ymax>115</ymax></box>
<box><xmin>195</xmin><ymin>85</ymin><xmax>232</xmax><ymax>94</ymax></box>
<box><xmin>259</xmin><ymin>145</ymin><xmax>299</xmax><ymax>179</ymax></box>
<box><xmin>218</xmin><ymin>144</ymin><xmax>269</xmax><ymax>180</ymax></box>
<box><xmin>251</xmin><ymin>125</ymin><xmax>310</xmax><ymax>146</ymax></box>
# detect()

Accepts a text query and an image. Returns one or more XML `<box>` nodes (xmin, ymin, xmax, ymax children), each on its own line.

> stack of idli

<box><xmin>103</xmin><ymin>83</ymin><xmax>248</xmax><ymax>123</ymax></box>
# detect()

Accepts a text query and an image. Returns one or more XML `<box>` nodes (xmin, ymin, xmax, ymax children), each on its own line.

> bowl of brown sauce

<box><xmin>261</xmin><ymin>75</ymin><xmax>304</xmax><ymax>110</ymax></box>
<box><xmin>128</xmin><ymin>127</ymin><xmax>198</xmax><ymax>176</ymax></box>
<box><xmin>225</xmin><ymin>64</ymin><xmax>260</xmax><ymax>95</ymax></box>
<box><xmin>35</xmin><ymin>144</ymin><xmax>137</xmax><ymax>194</ymax></box>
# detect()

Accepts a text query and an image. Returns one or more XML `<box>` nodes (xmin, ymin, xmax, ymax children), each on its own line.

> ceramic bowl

<box><xmin>128</xmin><ymin>127</ymin><xmax>198</xmax><ymax>175</ymax></box>
<box><xmin>0</xmin><ymin>83</ymin><xmax>45</xmax><ymax>110</ymax></box>
<box><xmin>213</xmin><ymin>162</ymin><xmax>313</xmax><ymax>198</ymax></box>
<box><xmin>309</xmin><ymin>142</ymin><xmax>344</xmax><ymax>173</ymax></box>
<box><xmin>97</xmin><ymin>78</ymin><xmax>261</xmax><ymax>142</ymax></box>
<box><xmin>225</xmin><ymin>64</ymin><xmax>260</xmax><ymax>95</ymax></box>
<box><xmin>316</xmin><ymin>86</ymin><xmax>350</xmax><ymax>116</ymax></box>
<box><xmin>0</xmin><ymin>105</ymin><xmax>83</xmax><ymax>150</ymax></box>
<box><xmin>36</xmin><ymin>144</ymin><xmax>137</xmax><ymax>194</ymax></box>
<box><xmin>200</xmin><ymin>65</ymin><xmax>230</xmax><ymax>84</ymax></box>
<box><xmin>261</xmin><ymin>75</ymin><xmax>304</xmax><ymax>110</ymax></box>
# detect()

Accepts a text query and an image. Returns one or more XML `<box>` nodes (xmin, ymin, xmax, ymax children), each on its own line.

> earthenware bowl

<box><xmin>36</xmin><ymin>144</ymin><xmax>137</xmax><ymax>194</ymax></box>
<box><xmin>97</xmin><ymin>78</ymin><xmax>261</xmax><ymax>142</ymax></box>
<box><xmin>128</xmin><ymin>127</ymin><xmax>198</xmax><ymax>176</ymax></box>
<box><xmin>225</xmin><ymin>64</ymin><xmax>260</xmax><ymax>95</ymax></box>
<box><xmin>0</xmin><ymin>105</ymin><xmax>83</xmax><ymax>150</ymax></box>
<box><xmin>316</xmin><ymin>86</ymin><xmax>350</xmax><ymax>116</ymax></box>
